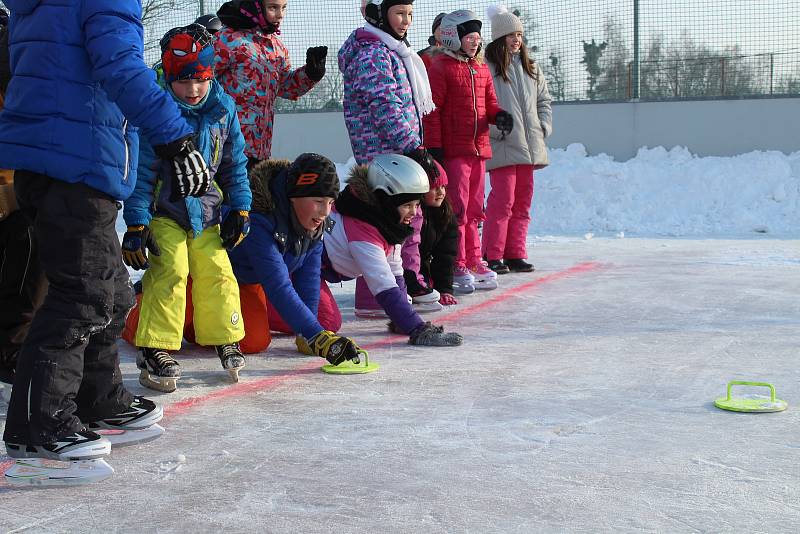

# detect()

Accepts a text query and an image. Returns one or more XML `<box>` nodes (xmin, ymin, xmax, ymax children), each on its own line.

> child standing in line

<box><xmin>322</xmin><ymin>155</ymin><xmax>462</xmax><ymax>347</ymax></box>
<box><xmin>483</xmin><ymin>6</ymin><xmax>552</xmax><ymax>274</ymax></box>
<box><xmin>214</xmin><ymin>0</ymin><xmax>327</xmax><ymax>166</ymax></box>
<box><xmin>403</xmin><ymin>161</ymin><xmax>460</xmax><ymax>307</ymax></box>
<box><xmin>418</xmin><ymin>12</ymin><xmax>446</xmax><ymax>69</ymax></box>
<box><xmin>423</xmin><ymin>10</ymin><xmax>514</xmax><ymax>293</ymax></box>
<box><xmin>122</xmin><ymin>25</ymin><xmax>252</xmax><ymax>392</ymax></box>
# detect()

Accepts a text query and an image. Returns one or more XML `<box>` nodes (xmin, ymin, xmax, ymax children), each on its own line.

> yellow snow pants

<box><xmin>136</xmin><ymin>216</ymin><xmax>244</xmax><ymax>350</ymax></box>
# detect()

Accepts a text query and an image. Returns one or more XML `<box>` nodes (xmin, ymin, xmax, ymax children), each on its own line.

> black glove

<box><xmin>154</xmin><ymin>135</ymin><xmax>211</xmax><ymax>202</ymax></box>
<box><xmin>495</xmin><ymin>110</ymin><xmax>514</xmax><ymax>136</ymax></box>
<box><xmin>404</xmin><ymin>147</ymin><xmax>440</xmax><ymax>180</ymax></box>
<box><xmin>427</xmin><ymin>147</ymin><xmax>445</xmax><ymax>165</ymax></box>
<box><xmin>305</xmin><ymin>46</ymin><xmax>328</xmax><ymax>82</ymax></box>
<box><xmin>220</xmin><ymin>210</ymin><xmax>250</xmax><ymax>250</ymax></box>
<box><xmin>296</xmin><ymin>330</ymin><xmax>363</xmax><ymax>365</ymax></box>
<box><xmin>121</xmin><ymin>225</ymin><xmax>161</xmax><ymax>270</ymax></box>
<box><xmin>409</xmin><ymin>321</ymin><xmax>463</xmax><ymax>346</ymax></box>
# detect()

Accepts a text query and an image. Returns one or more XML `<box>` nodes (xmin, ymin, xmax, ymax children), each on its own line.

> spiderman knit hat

<box><xmin>160</xmin><ymin>24</ymin><xmax>215</xmax><ymax>84</ymax></box>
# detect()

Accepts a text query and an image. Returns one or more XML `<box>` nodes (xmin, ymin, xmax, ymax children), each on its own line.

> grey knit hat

<box><xmin>487</xmin><ymin>5</ymin><xmax>523</xmax><ymax>42</ymax></box>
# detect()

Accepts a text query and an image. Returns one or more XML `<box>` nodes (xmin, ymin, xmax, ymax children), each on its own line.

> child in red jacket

<box><xmin>423</xmin><ymin>10</ymin><xmax>513</xmax><ymax>292</ymax></box>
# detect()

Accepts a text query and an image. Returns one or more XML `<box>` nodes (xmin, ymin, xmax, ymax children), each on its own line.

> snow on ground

<box><xmin>335</xmin><ymin>145</ymin><xmax>800</xmax><ymax>238</ymax></box>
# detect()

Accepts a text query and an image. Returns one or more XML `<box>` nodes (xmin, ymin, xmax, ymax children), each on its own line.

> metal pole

<box><xmin>632</xmin><ymin>0</ymin><xmax>640</xmax><ymax>99</ymax></box>
<box><xmin>770</xmin><ymin>53</ymin><xmax>774</xmax><ymax>95</ymax></box>
<box><xmin>199</xmin><ymin>0</ymin><xmax>205</xmax><ymax>15</ymax></box>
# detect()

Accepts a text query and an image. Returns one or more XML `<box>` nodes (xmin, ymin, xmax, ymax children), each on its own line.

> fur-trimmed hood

<box><xmin>342</xmin><ymin>164</ymin><xmax>380</xmax><ymax>208</ymax></box>
<box><xmin>430</xmin><ymin>45</ymin><xmax>485</xmax><ymax>65</ymax></box>
<box><xmin>249</xmin><ymin>159</ymin><xmax>291</xmax><ymax>214</ymax></box>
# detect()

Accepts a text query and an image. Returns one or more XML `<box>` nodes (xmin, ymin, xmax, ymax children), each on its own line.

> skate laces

<box><xmin>469</xmin><ymin>261</ymin><xmax>493</xmax><ymax>275</ymax></box>
<box><xmin>146</xmin><ymin>349</ymin><xmax>176</xmax><ymax>367</ymax></box>
<box><xmin>454</xmin><ymin>265</ymin><xmax>471</xmax><ymax>277</ymax></box>
<box><xmin>218</xmin><ymin>343</ymin><xmax>241</xmax><ymax>359</ymax></box>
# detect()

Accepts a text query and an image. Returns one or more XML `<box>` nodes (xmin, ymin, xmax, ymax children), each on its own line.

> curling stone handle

<box><xmin>726</xmin><ymin>381</ymin><xmax>776</xmax><ymax>402</ymax></box>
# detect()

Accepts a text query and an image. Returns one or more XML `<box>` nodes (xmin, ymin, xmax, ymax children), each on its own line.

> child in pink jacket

<box><xmin>423</xmin><ymin>10</ymin><xmax>514</xmax><ymax>292</ymax></box>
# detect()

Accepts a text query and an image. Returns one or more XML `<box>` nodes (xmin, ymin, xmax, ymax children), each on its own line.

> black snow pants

<box><xmin>3</xmin><ymin>171</ymin><xmax>135</xmax><ymax>445</ymax></box>
<box><xmin>0</xmin><ymin>206</ymin><xmax>47</xmax><ymax>381</ymax></box>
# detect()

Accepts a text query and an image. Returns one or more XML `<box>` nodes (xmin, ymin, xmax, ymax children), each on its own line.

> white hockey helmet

<box><xmin>367</xmin><ymin>154</ymin><xmax>430</xmax><ymax>196</ymax></box>
<box><xmin>439</xmin><ymin>10</ymin><xmax>482</xmax><ymax>52</ymax></box>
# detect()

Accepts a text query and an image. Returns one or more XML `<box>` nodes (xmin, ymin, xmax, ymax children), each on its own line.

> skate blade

<box><xmin>354</xmin><ymin>309</ymin><xmax>388</xmax><ymax>319</ymax></box>
<box><xmin>413</xmin><ymin>301</ymin><xmax>444</xmax><ymax>314</ymax></box>
<box><xmin>474</xmin><ymin>279</ymin><xmax>498</xmax><ymax>290</ymax></box>
<box><xmin>96</xmin><ymin>424</ymin><xmax>165</xmax><ymax>448</ymax></box>
<box><xmin>226</xmin><ymin>365</ymin><xmax>244</xmax><ymax>383</ymax></box>
<box><xmin>138</xmin><ymin>370</ymin><xmax>178</xmax><ymax>393</ymax></box>
<box><xmin>452</xmin><ymin>284</ymin><xmax>475</xmax><ymax>295</ymax></box>
<box><xmin>4</xmin><ymin>458</ymin><xmax>114</xmax><ymax>486</ymax></box>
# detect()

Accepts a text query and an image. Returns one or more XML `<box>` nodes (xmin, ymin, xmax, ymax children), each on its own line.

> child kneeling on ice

<box><xmin>122</xmin><ymin>24</ymin><xmax>252</xmax><ymax>392</ymax></box>
<box><xmin>324</xmin><ymin>154</ymin><xmax>462</xmax><ymax>346</ymax></box>
<box><xmin>223</xmin><ymin>153</ymin><xmax>364</xmax><ymax>365</ymax></box>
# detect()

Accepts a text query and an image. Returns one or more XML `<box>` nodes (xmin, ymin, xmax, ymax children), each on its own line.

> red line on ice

<box><xmin>161</xmin><ymin>261</ymin><xmax>604</xmax><ymax>417</ymax></box>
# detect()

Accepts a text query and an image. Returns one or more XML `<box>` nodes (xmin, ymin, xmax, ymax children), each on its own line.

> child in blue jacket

<box><xmin>122</xmin><ymin>24</ymin><xmax>252</xmax><ymax>392</ymax></box>
<box><xmin>226</xmin><ymin>154</ymin><xmax>364</xmax><ymax>365</ymax></box>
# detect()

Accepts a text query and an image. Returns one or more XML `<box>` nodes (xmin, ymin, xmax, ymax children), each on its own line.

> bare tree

<box><xmin>141</xmin><ymin>0</ymin><xmax>198</xmax><ymax>54</ymax></box>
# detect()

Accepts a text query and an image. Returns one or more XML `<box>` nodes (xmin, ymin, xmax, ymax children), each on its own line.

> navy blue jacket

<box><xmin>0</xmin><ymin>0</ymin><xmax>191</xmax><ymax>200</ymax></box>
<box><xmin>228</xmin><ymin>161</ymin><xmax>331</xmax><ymax>340</ymax></box>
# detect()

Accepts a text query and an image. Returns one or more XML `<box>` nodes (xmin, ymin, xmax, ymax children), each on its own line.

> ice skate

<box><xmin>411</xmin><ymin>288</ymin><xmax>443</xmax><ymax>313</ymax></box>
<box><xmin>4</xmin><ymin>429</ymin><xmax>114</xmax><ymax>486</ymax></box>
<box><xmin>469</xmin><ymin>261</ymin><xmax>499</xmax><ymax>290</ymax></box>
<box><xmin>137</xmin><ymin>348</ymin><xmax>180</xmax><ymax>393</ymax></box>
<box><xmin>453</xmin><ymin>265</ymin><xmax>476</xmax><ymax>295</ymax></box>
<box><xmin>504</xmin><ymin>258</ymin><xmax>535</xmax><ymax>273</ymax></box>
<box><xmin>355</xmin><ymin>307</ymin><xmax>389</xmax><ymax>319</ymax></box>
<box><xmin>5</xmin><ymin>429</ymin><xmax>111</xmax><ymax>461</ymax></box>
<box><xmin>216</xmin><ymin>343</ymin><xmax>245</xmax><ymax>382</ymax></box>
<box><xmin>86</xmin><ymin>396</ymin><xmax>165</xmax><ymax>448</ymax></box>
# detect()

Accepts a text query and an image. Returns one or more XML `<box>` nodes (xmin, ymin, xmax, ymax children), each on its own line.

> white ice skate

<box><xmin>217</xmin><ymin>343</ymin><xmax>245</xmax><ymax>382</ymax></box>
<box><xmin>453</xmin><ymin>267</ymin><xmax>476</xmax><ymax>295</ymax></box>
<box><xmin>86</xmin><ymin>397</ymin><xmax>165</xmax><ymax>448</ymax></box>
<box><xmin>4</xmin><ymin>458</ymin><xmax>115</xmax><ymax>486</ymax></box>
<box><xmin>354</xmin><ymin>307</ymin><xmax>389</xmax><ymax>319</ymax></box>
<box><xmin>4</xmin><ymin>430</ymin><xmax>114</xmax><ymax>487</ymax></box>
<box><xmin>137</xmin><ymin>348</ymin><xmax>180</xmax><ymax>393</ymax></box>
<box><xmin>470</xmin><ymin>262</ymin><xmax>499</xmax><ymax>291</ymax></box>
<box><xmin>412</xmin><ymin>288</ymin><xmax>443</xmax><ymax>313</ymax></box>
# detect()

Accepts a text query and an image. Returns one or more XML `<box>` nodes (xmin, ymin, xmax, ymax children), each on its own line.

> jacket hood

<box><xmin>434</xmin><ymin>46</ymin><xmax>485</xmax><ymax>65</ymax></box>
<box><xmin>249</xmin><ymin>159</ymin><xmax>292</xmax><ymax>214</ymax></box>
<box><xmin>343</xmin><ymin>164</ymin><xmax>381</xmax><ymax>208</ymax></box>
<box><xmin>4</xmin><ymin>0</ymin><xmax>40</xmax><ymax>14</ymax></box>
<box><xmin>338</xmin><ymin>28</ymin><xmax>383</xmax><ymax>74</ymax></box>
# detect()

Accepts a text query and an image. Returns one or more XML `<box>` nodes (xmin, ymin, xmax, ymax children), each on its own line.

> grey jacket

<box><xmin>487</xmin><ymin>54</ymin><xmax>553</xmax><ymax>170</ymax></box>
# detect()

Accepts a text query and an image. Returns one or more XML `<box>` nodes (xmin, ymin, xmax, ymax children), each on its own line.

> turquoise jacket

<box><xmin>124</xmin><ymin>77</ymin><xmax>251</xmax><ymax>236</ymax></box>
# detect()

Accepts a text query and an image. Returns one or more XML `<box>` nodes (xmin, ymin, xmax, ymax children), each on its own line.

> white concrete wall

<box><xmin>271</xmin><ymin>97</ymin><xmax>800</xmax><ymax>163</ymax></box>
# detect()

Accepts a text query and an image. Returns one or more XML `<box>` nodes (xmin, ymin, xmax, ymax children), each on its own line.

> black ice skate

<box><xmin>4</xmin><ymin>430</ymin><xmax>114</xmax><ymax>486</ymax></box>
<box><xmin>5</xmin><ymin>429</ymin><xmax>111</xmax><ymax>461</ymax></box>
<box><xmin>137</xmin><ymin>348</ymin><xmax>180</xmax><ymax>393</ymax></box>
<box><xmin>216</xmin><ymin>343</ymin><xmax>245</xmax><ymax>382</ymax></box>
<box><xmin>85</xmin><ymin>396</ymin><xmax>165</xmax><ymax>448</ymax></box>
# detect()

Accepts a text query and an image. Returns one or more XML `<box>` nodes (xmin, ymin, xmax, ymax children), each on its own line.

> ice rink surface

<box><xmin>1</xmin><ymin>237</ymin><xmax>799</xmax><ymax>533</ymax></box>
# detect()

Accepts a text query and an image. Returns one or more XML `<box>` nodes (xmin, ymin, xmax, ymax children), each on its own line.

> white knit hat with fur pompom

<box><xmin>487</xmin><ymin>5</ymin><xmax>523</xmax><ymax>42</ymax></box>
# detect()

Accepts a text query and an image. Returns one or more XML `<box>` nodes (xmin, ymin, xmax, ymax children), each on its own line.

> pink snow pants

<box><xmin>443</xmin><ymin>155</ymin><xmax>486</xmax><ymax>268</ymax></box>
<box><xmin>483</xmin><ymin>164</ymin><xmax>534</xmax><ymax>261</ymax></box>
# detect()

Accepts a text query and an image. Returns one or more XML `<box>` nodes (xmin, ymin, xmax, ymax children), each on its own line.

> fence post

<box><xmin>770</xmin><ymin>53</ymin><xmax>774</xmax><ymax>95</ymax></box>
<box><xmin>632</xmin><ymin>0</ymin><xmax>640</xmax><ymax>99</ymax></box>
<box><xmin>720</xmin><ymin>57</ymin><xmax>726</xmax><ymax>95</ymax></box>
<box><xmin>199</xmin><ymin>0</ymin><xmax>205</xmax><ymax>15</ymax></box>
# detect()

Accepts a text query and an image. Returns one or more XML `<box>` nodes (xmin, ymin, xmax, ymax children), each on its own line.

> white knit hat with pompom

<box><xmin>486</xmin><ymin>5</ymin><xmax>523</xmax><ymax>42</ymax></box>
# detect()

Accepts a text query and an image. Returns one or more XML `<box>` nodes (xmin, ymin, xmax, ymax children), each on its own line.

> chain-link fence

<box><xmin>3</xmin><ymin>1</ymin><xmax>799</xmax><ymax>110</ymax></box>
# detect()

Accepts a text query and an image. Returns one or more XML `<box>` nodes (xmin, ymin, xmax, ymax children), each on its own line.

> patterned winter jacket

<box><xmin>227</xmin><ymin>160</ymin><xmax>332</xmax><ymax>340</ymax></box>
<box><xmin>214</xmin><ymin>25</ymin><xmax>316</xmax><ymax>160</ymax></box>
<box><xmin>423</xmin><ymin>49</ymin><xmax>503</xmax><ymax>159</ymax></box>
<box><xmin>338</xmin><ymin>28</ymin><xmax>422</xmax><ymax>165</ymax></box>
<box><xmin>124</xmin><ymin>77</ymin><xmax>251</xmax><ymax>237</ymax></box>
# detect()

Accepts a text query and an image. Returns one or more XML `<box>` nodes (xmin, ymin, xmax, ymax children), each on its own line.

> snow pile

<box><xmin>529</xmin><ymin>144</ymin><xmax>800</xmax><ymax>237</ymax></box>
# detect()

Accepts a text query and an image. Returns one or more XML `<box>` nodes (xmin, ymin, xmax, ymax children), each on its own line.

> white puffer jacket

<box><xmin>487</xmin><ymin>54</ymin><xmax>553</xmax><ymax>170</ymax></box>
